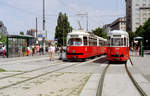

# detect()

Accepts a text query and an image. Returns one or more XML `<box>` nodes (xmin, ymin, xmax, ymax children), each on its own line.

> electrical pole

<box><xmin>43</xmin><ymin>0</ymin><xmax>46</xmax><ymax>54</ymax></box>
<box><xmin>36</xmin><ymin>17</ymin><xmax>38</xmax><ymax>38</ymax></box>
<box><xmin>43</xmin><ymin>0</ymin><xmax>45</xmax><ymax>31</ymax></box>
<box><xmin>35</xmin><ymin>17</ymin><xmax>38</xmax><ymax>44</ymax></box>
<box><xmin>43</xmin><ymin>0</ymin><xmax>47</xmax><ymax>39</ymax></box>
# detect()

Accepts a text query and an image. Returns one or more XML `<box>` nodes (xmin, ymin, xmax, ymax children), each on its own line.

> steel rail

<box><xmin>0</xmin><ymin>56</ymin><xmax>105</xmax><ymax>90</ymax></box>
<box><xmin>0</xmin><ymin>61</ymin><xmax>61</xmax><ymax>80</ymax></box>
<box><xmin>0</xmin><ymin>56</ymin><xmax>48</xmax><ymax>66</ymax></box>
<box><xmin>125</xmin><ymin>64</ymin><xmax>147</xmax><ymax>96</ymax></box>
<box><xmin>96</xmin><ymin>64</ymin><xmax>110</xmax><ymax>96</ymax></box>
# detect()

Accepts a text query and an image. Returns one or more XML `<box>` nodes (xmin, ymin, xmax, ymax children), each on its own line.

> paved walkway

<box><xmin>130</xmin><ymin>50</ymin><xmax>150</xmax><ymax>95</ymax></box>
<box><xmin>130</xmin><ymin>50</ymin><xmax>150</xmax><ymax>82</ymax></box>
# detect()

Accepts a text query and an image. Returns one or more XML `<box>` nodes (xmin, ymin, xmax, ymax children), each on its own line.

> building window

<box><xmin>143</xmin><ymin>4</ymin><xmax>146</xmax><ymax>7</ymax></box>
<box><xmin>136</xmin><ymin>8</ymin><xmax>139</xmax><ymax>11</ymax></box>
<box><xmin>136</xmin><ymin>4</ymin><xmax>139</xmax><ymax>6</ymax></box>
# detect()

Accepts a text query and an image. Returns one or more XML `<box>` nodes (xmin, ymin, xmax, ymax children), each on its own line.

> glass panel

<box><xmin>68</xmin><ymin>38</ymin><xmax>82</xmax><ymax>46</ymax></box>
<box><xmin>111</xmin><ymin>38</ymin><xmax>123</xmax><ymax>46</ymax></box>
<box><xmin>124</xmin><ymin>37</ymin><xmax>126</xmax><ymax>46</ymax></box>
<box><xmin>83</xmin><ymin>37</ymin><xmax>88</xmax><ymax>46</ymax></box>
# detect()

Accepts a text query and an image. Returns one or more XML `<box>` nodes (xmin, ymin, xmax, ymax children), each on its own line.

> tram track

<box><xmin>0</xmin><ymin>60</ymin><xmax>61</xmax><ymax>80</ymax></box>
<box><xmin>125</xmin><ymin>63</ymin><xmax>147</xmax><ymax>96</ymax></box>
<box><xmin>0</xmin><ymin>56</ymin><xmax>49</xmax><ymax>66</ymax></box>
<box><xmin>96</xmin><ymin>60</ymin><xmax>147</xmax><ymax>96</ymax></box>
<box><xmin>0</xmin><ymin>56</ymin><xmax>104</xmax><ymax>91</ymax></box>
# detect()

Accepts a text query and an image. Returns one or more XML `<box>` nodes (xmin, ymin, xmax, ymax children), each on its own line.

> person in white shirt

<box><xmin>48</xmin><ymin>44</ymin><xmax>55</xmax><ymax>61</ymax></box>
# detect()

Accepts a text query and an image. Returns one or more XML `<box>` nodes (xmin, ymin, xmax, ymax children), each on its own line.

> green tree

<box><xmin>20</xmin><ymin>31</ymin><xmax>24</xmax><ymax>35</ymax></box>
<box><xmin>143</xmin><ymin>18</ymin><xmax>150</xmax><ymax>40</ymax></box>
<box><xmin>55</xmin><ymin>12</ymin><xmax>72</xmax><ymax>46</ymax></box>
<box><xmin>135</xmin><ymin>25</ymin><xmax>144</xmax><ymax>37</ymax></box>
<box><xmin>128</xmin><ymin>31</ymin><xmax>135</xmax><ymax>43</ymax></box>
<box><xmin>92</xmin><ymin>27</ymin><xmax>107</xmax><ymax>39</ymax></box>
<box><xmin>0</xmin><ymin>34</ymin><xmax>6</xmax><ymax>44</ymax></box>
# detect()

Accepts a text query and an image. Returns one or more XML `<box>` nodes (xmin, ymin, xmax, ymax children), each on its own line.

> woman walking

<box><xmin>48</xmin><ymin>44</ymin><xmax>55</xmax><ymax>61</ymax></box>
<box><xmin>2</xmin><ymin>45</ymin><xmax>6</xmax><ymax>58</ymax></box>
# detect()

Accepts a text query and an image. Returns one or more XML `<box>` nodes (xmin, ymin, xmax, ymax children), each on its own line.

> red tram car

<box><xmin>66</xmin><ymin>30</ymin><xmax>107</xmax><ymax>60</ymax></box>
<box><xmin>107</xmin><ymin>30</ymin><xmax>129</xmax><ymax>63</ymax></box>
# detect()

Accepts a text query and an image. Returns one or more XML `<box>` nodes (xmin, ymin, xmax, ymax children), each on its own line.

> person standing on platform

<box><xmin>27</xmin><ymin>46</ymin><xmax>30</xmax><ymax>56</ymax></box>
<box><xmin>59</xmin><ymin>46</ymin><xmax>63</xmax><ymax>60</ymax></box>
<box><xmin>36</xmin><ymin>44</ymin><xmax>40</xmax><ymax>56</ymax></box>
<box><xmin>48</xmin><ymin>44</ymin><xmax>55</xmax><ymax>61</ymax></box>
<box><xmin>32</xmin><ymin>44</ymin><xmax>35</xmax><ymax>56</ymax></box>
<box><xmin>2</xmin><ymin>45</ymin><xmax>6</xmax><ymax>58</ymax></box>
<box><xmin>18</xmin><ymin>45</ymin><xmax>22</xmax><ymax>57</ymax></box>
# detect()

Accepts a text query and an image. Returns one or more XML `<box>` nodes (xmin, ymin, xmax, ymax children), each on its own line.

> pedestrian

<box><xmin>27</xmin><ymin>46</ymin><xmax>30</xmax><ymax>56</ymax></box>
<box><xmin>2</xmin><ymin>45</ymin><xmax>6</xmax><ymax>58</ymax></box>
<box><xmin>59</xmin><ymin>46</ymin><xmax>63</xmax><ymax>60</ymax></box>
<box><xmin>32</xmin><ymin>44</ymin><xmax>35</xmax><ymax>56</ymax></box>
<box><xmin>18</xmin><ymin>45</ymin><xmax>23</xmax><ymax>57</ymax></box>
<box><xmin>48</xmin><ymin>44</ymin><xmax>55</xmax><ymax>61</ymax></box>
<box><xmin>22</xmin><ymin>46</ymin><xmax>26</xmax><ymax>56</ymax></box>
<box><xmin>134</xmin><ymin>43</ymin><xmax>138</xmax><ymax>56</ymax></box>
<box><xmin>36</xmin><ymin>44</ymin><xmax>40</xmax><ymax>56</ymax></box>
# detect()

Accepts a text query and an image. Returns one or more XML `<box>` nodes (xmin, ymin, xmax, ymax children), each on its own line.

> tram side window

<box><xmin>89</xmin><ymin>38</ymin><xmax>92</xmax><ymax>46</ymax></box>
<box><xmin>83</xmin><ymin>37</ymin><xmax>88</xmax><ymax>46</ymax></box>
<box><xmin>124</xmin><ymin>37</ymin><xmax>126</xmax><ymax>46</ymax></box>
<box><xmin>99</xmin><ymin>40</ymin><xmax>101</xmax><ymax>46</ymax></box>
<box><xmin>107</xmin><ymin>36</ymin><xmax>110</xmax><ymax>46</ymax></box>
<box><xmin>127</xmin><ymin>38</ymin><xmax>129</xmax><ymax>47</ymax></box>
<box><xmin>94</xmin><ymin>39</ymin><xmax>97</xmax><ymax>46</ymax></box>
<box><xmin>120</xmin><ymin>38</ymin><xmax>123</xmax><ymax>46</ymax></box>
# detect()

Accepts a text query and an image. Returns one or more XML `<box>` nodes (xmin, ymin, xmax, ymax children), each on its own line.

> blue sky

<box><xmin>0</xmin><ymin>0</ymin><xmax>125</xmax><ymax>40</ymax></box>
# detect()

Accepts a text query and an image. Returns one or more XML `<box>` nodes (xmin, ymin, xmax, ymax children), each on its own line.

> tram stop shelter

<box><xmin>6</xmin><ymin>35</ymin><xmax>34</xmax><ymax>58</ymax></box>
<box><xmin>134</xmin><ymin>36</ymin><xmax>144</xmax><ymax>57</ymax></box>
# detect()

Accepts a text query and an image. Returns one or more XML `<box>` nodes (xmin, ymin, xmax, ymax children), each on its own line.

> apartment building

<box><xmin>126</xmin><ymin>0</ymin><xmax>150</xmax><ymax>32</ymax></box>
<box><xmin>103</xmin><ymin>17</ymin><xmax>126</xmax><ymax>33</ymax></box>
<box><xmin>110</xmin><ymin>17</ymin><xmax>126</xmax><ymax>31</ymax></box>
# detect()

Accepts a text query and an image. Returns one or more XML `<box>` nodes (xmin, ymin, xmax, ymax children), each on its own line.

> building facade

<box><xmin>110</xmin><ymin>17</ymin><xmax>126</xmax><ymax>31</ymax></box>
<box><xmin>126</xmin><ymin>0</ymin><xmax>150</xmax><ymax>32</ymax></box>
<box><xmin>103</xmin><ymin>17</ymin><xmax>126</xmax><ymax>33</ymax></box>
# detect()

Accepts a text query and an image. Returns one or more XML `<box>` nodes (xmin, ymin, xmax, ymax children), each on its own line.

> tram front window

<box><xmin>68</xmin><ymin>38</ymin><xmax>82</xmax><ymax>46</ymax></box>
<box><xmin>111</xmin><ymin>38</ymin><xmax>123</xmax><ymax>46</ymax></box>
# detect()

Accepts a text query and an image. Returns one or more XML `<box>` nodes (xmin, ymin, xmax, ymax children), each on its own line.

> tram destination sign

<box><xmin>70</xmin><ymin>35</ymin><xmax>78</xmax><ymax>38</ymax></box>
<box><xmin>113</xmin><ymin>35</ymin><xmax>121</xmax><ymax>37</ymax></box>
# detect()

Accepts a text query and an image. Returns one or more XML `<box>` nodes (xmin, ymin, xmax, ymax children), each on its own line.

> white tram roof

<box><xmin>68</xmin><ymin>30</ymin><xmax>89</xmax><ymax>36</ymax></box>
<box><xmin>107</xmin><ymin>30</ymin><xmax>129</xmax><ymax>37</ymax></box>
<box><xmin>68</xmin><ymin>30</ymin><xmax>106</xmax><ymax>41</ymax></box>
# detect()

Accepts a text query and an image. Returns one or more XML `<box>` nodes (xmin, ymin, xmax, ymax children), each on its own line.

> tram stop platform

<box><xmin>128</xmin><ymin>50</ymin><xmax>150</xmax><ymax>95</ymax></box>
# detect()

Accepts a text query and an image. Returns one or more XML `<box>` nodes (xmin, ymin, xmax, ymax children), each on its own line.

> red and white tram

<box><xmin>107</xmin><ymin>30</ymin><xmax>129</xmax><ymax>63</ymax></box>
<box><xmin>66</xmin><ymin>30</ymin><xmax>107</xmax><ymax>60</ymax></box>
